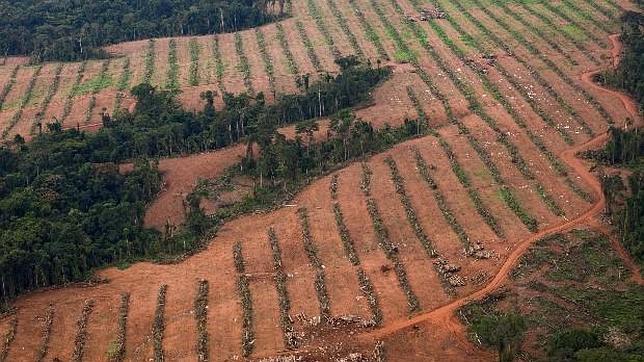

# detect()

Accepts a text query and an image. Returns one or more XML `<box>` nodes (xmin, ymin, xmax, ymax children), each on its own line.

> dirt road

<box><xmin>361</xmin><ymin>32</ymin><xmax>641</xmax><ymax>346</ymax></box>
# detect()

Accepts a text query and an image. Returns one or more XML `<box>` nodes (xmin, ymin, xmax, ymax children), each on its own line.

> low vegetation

<box><xmin>212</xmin><ymin>36</ymin><xmax>226</xmax><ymax>92</ymax></box>
<box><xmin>188</xmin><ymin>38</ymin><xmax>201</xmax><ymax>87</ymax></box>
<box><xmin>0</xmin><ymin>318</ymin><xmax>17</xmax><ymax>362</ymax></box>
<box><xmin>462</xmin><ymin>230</ymin><xmax>643</xmax><ymax>361</ymax></box>
<box><xmin>347</xmin><ymin>0</ymin><xmax>389</xmax><ymax>60</ymax></box>
<box><xmin>295</xmin><ymin>21</ymin><xmax>322</xmax><ymax>72</ymax></box>
<box><xmin>233</xmin><ymin>242</ymin><xmax>254</xmax><ymax>357</ymax></box>
<box><xmin>152</xmin><ymin>285</ymin><xmax>167</xmax><ymax>362</ymax></box>
<box><xmin>2</xmin><ymin>65</ymin><xmax>43</xmax><ymax>139</ymax></box>
<box><xmin>268</xmin><ymin>228</ymin><xmax>297</xmax><ymax>349</ymax></box>
<box><xmin>194</xmin><ymin>279</ymin><xmax>209</xmax><ymax>362</ymax></box>
<box><xmin>33</xmin><ymin>64</ymin><xmax>64</xmax><ymax>132</ymax></box>
<box><xmin>361</xmin><ymin>163</ymin><xmax>421</xmax><ymax>313</ymax></box>
<box><xmin>234</xmin><ymin>33</ymin><xmax>254</xmax><ymax>94</ymax></box>
<box><xmin>166</xmin><ymin>40</ymin><xmax>180</xmax><ymax>92</ymax></box>
<box><xmin>107</xmin><ymin>293</ymin><xmax>130</xmax><ymax>362</ymax></box>
<box><xmin>255</xmin><ymin>29</ymin><xmax>276</xmax><ymax>96</ymax></box>
<box><xmin>275</xmin><ymin>23</ymin><xmax>299</xmax><ymax>75</ymax></box>
<box><xmin>61</xmin><ymin>61</ymin><xmax>87</xmax><ymax>123</ymax></box>
<box><xmin>305</xmin><ymin>0</ymin><xmax>340</xmax><ymax>59</ymax></box>
<box><xmin>35</xmin><ymin>305</ymin><xmax>54</xmax><ymax>362</ymax></box>
<box><xmin>297</xmin><ymin>207</ymin><xmax>331</xmax><ymax>319</ymax></box>
<box><xmin>71</xmin><ymin>299</ymin><xmax>95</xmax><ymax>362</ymax></box>
<box><xmin>0</xmin><ymin>65</ymin><xmax>19</xmax><ymax>112</ymax></box>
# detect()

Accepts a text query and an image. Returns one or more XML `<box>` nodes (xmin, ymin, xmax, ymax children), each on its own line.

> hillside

<box><xmin>0</xmin><ymin>0</ymin><xmax>642</xmax><ymax>360</ymax></box>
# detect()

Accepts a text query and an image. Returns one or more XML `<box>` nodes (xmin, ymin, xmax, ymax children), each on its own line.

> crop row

<box><xmin>233</xmin><ymin>242</ymin><xmax>255</xmax><ymax>357</ymax></box>
<box><xmin>166</xmin><ymin>39</ymin><xmax>180</xmax><ymax>92</ymax></box>
<box><xmin>409</xmin><ymin>0</ymin><xmax>578</xmax><ymax>154</ymax></box>
<box><xmin>562</xmin><ymin>0</ymin><xmax>613</xmax><ymax>35</ymax></box>
<box><xmin>84</xmin><ymin>59</ymin><xmax>111</xmax><ymax>124</ymax></box>
<box><xmin>295</xmin><ymin>21</ymin><xmax>322</xmax><ymax>72</ymax></box>
<box><xmin>361</xmin><ymin>163</ymin><xmax>420</xmax><ymax>312</ymax></box>
<box><xmin>2</xmin><ymin>65</ymin><xmax>43</xmax><ymax>139</ymax></box>
<box><xmin>0</xmin><ymin>65</ymin><xmax>19</xmax><ymax>112</ymax></box>
<box><xmin>455</xmin><ymin>0</ymin><xmax>615</xmax><ymax>125</ymax></box>
<box><xmin>516</xmin><ymin>2</ymin><xmax>600</xmax><ymax>65</ymax></box>
<box><xmin>329</xmin><ymin>176</ymin><xmax>383</xmax><ymax>325</ymax></box>
<box><xmin>212</xmin><ymin>36</ymin><xmax>226</xmax><ymax>92</ymax></box>
<box><xmin>114</xmin><ymin>57</ymin><xmax>131</xmax><ymax>111</ymax></box>
<box><xmin>194</xmin><ymin>279</ymin><xmax>209</xmax><ymax>362</ymax></box>
<box><xmin>595</xmin><ymin>0</ymin><xmax>622</xmax><ymax>15</ymax></box>
<box><xmin>152</xmin><ymin>284</ymin><xmax>167</xmax><ymax>362</ymax></box>
<box><xmin>234</xmin><ymin>33</ymin><xmax>254</xmax><ymax>94</ymax></box>
<box><xmin>275</xmin><ymin>23</ymin><xmax>299</xmax><ymax>76</ymax></box>
<box><xmin>489</xmin><ymin>0</ymin><xmax>579</xmax><ymax>66</ymax></box>
<box><xmin>255</xmin><ymin>29</ymin><xmax>276</xmax><ymax>96</ymax></box>
<box><xmin>407</xmin><ymin>76</ymin><xmax>504</xmax><ymax>238</ymax></box>
<box><xmin>488</xmin><ymin>0</ymin><xmax>597</xmax><ymax>135</ymax></box>
<box><xmin>405</xmin><ymin>86</ymin><xmax>429</xmax><ymax>130</ymax></box>
<box><xmin>380</xmin><ymin>0</ymin><xmax>540</xmax><ymax>231</ymax></box>
<box><xmin>435</xmin><ymin>0</ymin><xmax>595</xmax><ymax>184</ymax></box>
<box><xmin>71</xmin><ymin>299</ymin><xmax>95</xmax><ymax>362</ymax></box>
<box><xmin>189</xmin><ymin>38</ymin><xmax>201</xmax><ymax>86</ymax></box>
<box><xmin>440</xmin><ymin>0</ymin><xmax>588</xmax><ymax>141</ymax></box>
<box><xmin>305</xmin><ymin>0</ymin><xmax>341</xmax><ymax>59</ymax></box>
<box><xmin>33</xmin><ymin>64</ymin><xmax>64</xmax><ymax>132</ymax></box>
<box><xmin>324</xmin><ymin>0</ymin><xmax>365</xmax><ymax>58</ymax></box>
<box><xmin>35</xmin><ymin>305</ymin><xmax>54</xmax><ymax>362</ymax></box>
<box><xmin>429</xmin><ymin>0</ymin><xmax>593</xmax><ymax>202</ymax></box>
<box><xmin>384</xmin><ymin>156</ymin><xmax>438</xmax><ymax>257</ymax></box>
<box><xmin>267</xmin><ymin>228</ymin><xmax>298</xmax><ymax>349</ymax></box>
<box><xmin>297</xmin><ymin>207</ymin><xmax>331</xmax><ymax>319</ymax></box>
<box><xmin>108</xmin><ymin>293</ymin><xmax>130</xmax><ymax>362</ymax></box>
<box><xmin>61</xmin><ymin>61</ymin><xmax>87</xmax><ymax>123</ymax></box>
<box><xmin>143</xmin><ymin>39</ymin><xmax>156</xmax><ymax>84</ymax></box>
<box><xmin>346</xmin><ymin>0</ymin><xmax>389</xmax><ymax>60</ymax></box>
<box><xmin>412</xmin><ymin>148</ymin><xmax>472</xmax><ymax>249</ymax></box>
<box><xmin>367</xmin><ymin>0</ymin><xmax>415</xmax><ymax>63</ymax></box>
<box><xmin>0</xmin><ymin>318</ymin><xmax>17</xmax><ymax>362</ymax></box>
<box><xmin>539</xmin><ymin>1</ymin><xmax>607</xmax><ymax>49</ymax></box>
<box><xmin>332</xmin><ymin>203</ymin><xmax>359</xmax><ymax>266</ymax></box>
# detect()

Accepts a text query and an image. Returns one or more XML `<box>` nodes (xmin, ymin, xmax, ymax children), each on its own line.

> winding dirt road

<box><xmin>360</xmin><ymin>33</ymin><xmax>642</xmax><ymax>345</ymax></box>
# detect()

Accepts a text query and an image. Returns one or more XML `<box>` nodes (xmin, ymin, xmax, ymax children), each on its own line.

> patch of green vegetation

<box><xmin>545</xmin><ymin>232</ymin><xmax>624</xmax><ymax>284</ymax></box>
<box><xmin>462</xmin><ymin>230</ymin><xmax>644</xmax><ymax>360</ymax></box>
<box><xmin>561</xmin><ymin>24</ymin><xmax>587</xmax><ymax>42</ymax></box>
<box><xmin>393</xmin><ymin>49</ymin><xmax>415</xmax><ymax>63</ymax></box>
<box><xmin>74</xmin><ymin>72</ymin><xmax>113</xmax><ymax>96</ymax></box>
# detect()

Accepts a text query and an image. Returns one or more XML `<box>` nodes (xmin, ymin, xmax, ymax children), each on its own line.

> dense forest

<box><xmin>0</xmin><ymin>0</ymin><xmax>285</xmax><ymax>61</ymax></box>
<box><xmin>595</xmin><ymin>127</ymin><xmax>643</xmax><ymax>268</ymax></box>
<box><xmin>0</xmin><ymin>58</ymin><xmax>389</xmax><ymax>305</ymax></box>
<box><xmin>598</xmin><ymin>10</ymin><xmax>644</xmax><ymax>113</ymax></box>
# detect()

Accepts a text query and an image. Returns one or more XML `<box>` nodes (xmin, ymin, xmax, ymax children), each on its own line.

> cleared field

<box><xmin>1</xmin><ymin>0</ymin><xmax>641</xmax><ymax>360</ymax></box>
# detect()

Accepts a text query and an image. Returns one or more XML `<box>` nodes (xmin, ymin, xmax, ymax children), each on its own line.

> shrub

<box><xmin>152</xmin><ymin>284</ymin><xmax>168</xmax><ymax>362</ymax></box>
<box><xmin>194</xmin><ymin>279</ymin><xmax>209</xmax><ymax>362</ymax></box>
<box><xmin>71</xmin><ymin>299</ymin><xmax>95</xmax><ymax>362</ymax></box>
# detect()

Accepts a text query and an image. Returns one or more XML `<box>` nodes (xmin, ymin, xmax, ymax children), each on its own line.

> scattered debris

<box><xmin>419</xmin><ymin>6</ymin><xmax>446</xmax><ymax>20</ymax></box>
<box><xmin>434</xmin><ymin>258</ymin><xmax>465</xmax><ymax>287</ymax></box>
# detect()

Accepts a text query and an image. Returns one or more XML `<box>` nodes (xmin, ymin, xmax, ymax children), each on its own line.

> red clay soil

<box><xmin>139</xmin><ymin>144</ymin><xmax>246</xmax><ymax>229</ymax></box>
<box><xmin>361</xmin><ymin>34</ymin><xmax>641</xmax><ymax>351</ymax></box>
<box><xmin>0</xmin><ymin>65</ymin><xmax>37</xmax><ymax>133</ymax></box>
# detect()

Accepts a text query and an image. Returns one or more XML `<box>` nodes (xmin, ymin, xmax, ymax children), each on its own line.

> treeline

<box><xmin>597</xmin><ymin>11</ymin><xmax>644</xmax><ymax>112</ymax></box>
<box><xmin>89</xmin><ymin>57</ymin><xmax>388</xmax><ymax>162</ymax></box>
<box><xmin>243</xmin><ymin>109</ymin><xmax>425</xmax><ymax>187</ymax></box>
<box><xmin>0</xmin><ymin>57</ymin><xmax>389</xmax><ymax>305</ymax></box>
<box><xmin>0</xmin><ymin>136</ymin><xmax>162</xmax><ymax>303</ymax></box>
<box><xmin>592</xmin><ymin>128</ymin><xmax>643</xmax><ymax>268</ymax></box>
<box><xmin>0</xmin><ymin>0</ymin><xmax>285</xmax><ymax>61</ymax></box>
